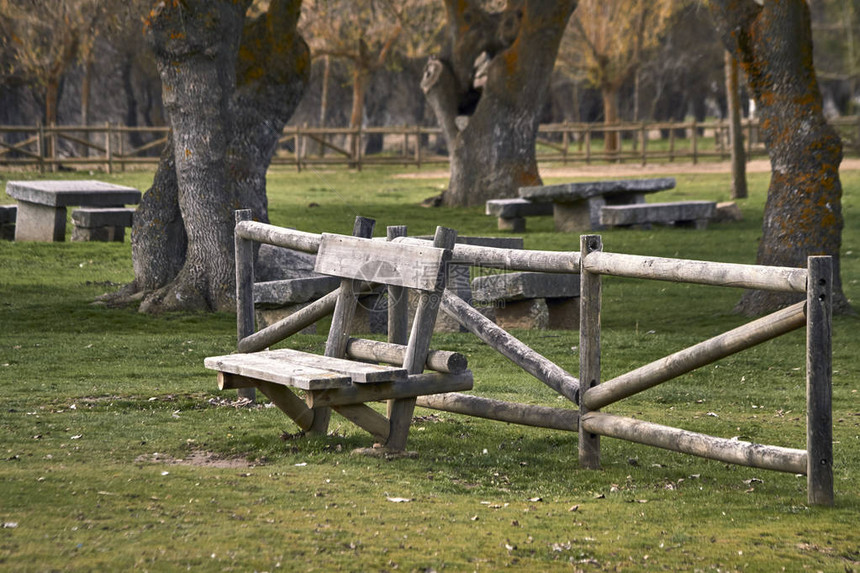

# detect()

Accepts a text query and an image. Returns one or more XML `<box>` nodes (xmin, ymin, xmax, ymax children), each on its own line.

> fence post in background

<box><xmin>414</xmin><ymin>126</ymin><xmax>422</xmax><ymax>168</ymax></box>
<box><xmin>807</xmin><ymin>255</ymin><xmax>833</xmax><ymax>506</ymax></box>
<box><xmin>669</xmin><ymin>126</ymin><xmax>675</xmax><ymax>162</ymax></box>
<box><xmin>105</xmin><ymin>122</ymin><xmax>113</xmax><ymax>174</ymax></box>
<box><xmin>579</xmin><ymin>234</ymin><xmax>602</xmax><ymax>469</ymax></box>
<box><xmin>691</xmin><ymin>119</ymin><xmax>698</xmax><ymax>165</ymax></box>
<box><xmin>562</xmin><ymin>122</ymin><xmax>569</xmax><ymax>165</ymax></box>
<box><xmin>49</xmin><ymin>122</ymin><xmax>58</xmax><ymax>173</ymax></box>
<box><xmin>585</xmin><ymin>125</ymin><xmax>592</xmax><ymax>165</ymax></box>
<box><xmin>234</xmin><ymin>209</ymin><xmax>256</xmax><ymax>403</ymax></box>
<box><xmin>37</xmin><ymin>122</ymin><xmax>45</xmax><ymax>173</ymax></box>
<box><xmin>746</xmin><ymin>119</ymin><xmax>754</xmax><ymax>161</ymax></box>
<box><xmin>640</xmin><ymin>122</ymin><xmax>647</xmax><ymax>166</ymax></box>
<box><xmin>118</xmin><ymin>125</ymin><xmax>126</xmax><ymax>172</ymax></box>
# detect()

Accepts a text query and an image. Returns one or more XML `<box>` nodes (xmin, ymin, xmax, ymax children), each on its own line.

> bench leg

<box><xmin>14</xmin><ymin>201</ymin><xmax>66</xmax><ymax>242</ymax></box>
<box><xmin>255</xmin><ymin>382</ymin><xmax>314</xmax><ymax>431</ymax></box>
<box><xmin>385</xmin><ymin>399</ymin><xmax>416</xmax><ymax>451</ymax></box>
<box><xmin>333</xmin><ymin>404</ymin><xmax>389</xmax><ymax>442</ymax></box>
<box><xmin>498</xmin><ymin>216</ymin><xmax>526</xmax><ymax>232</ymax></box>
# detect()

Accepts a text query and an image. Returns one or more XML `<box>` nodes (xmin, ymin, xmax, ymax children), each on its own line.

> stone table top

<box><xmin>519</xmin><ymin>177</ymin><xmax>676</xmax><ymax>203</ymax></box>
<box><xmin>6</xmin><ymin>180</ymin><xmax>141</xmax><ymax>207</ymax></box>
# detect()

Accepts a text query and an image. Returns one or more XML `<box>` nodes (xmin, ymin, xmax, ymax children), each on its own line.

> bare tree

<box><xmin>563</xmin><ymin>0</ymin><xmax>677</xmax><ymax>152</ymax></box>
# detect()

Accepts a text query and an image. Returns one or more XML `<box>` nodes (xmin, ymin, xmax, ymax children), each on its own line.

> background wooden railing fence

<box><xmin>2</xmin><ymin>117</ymin><xmax>858</xmax><ymax>173</ymax></box>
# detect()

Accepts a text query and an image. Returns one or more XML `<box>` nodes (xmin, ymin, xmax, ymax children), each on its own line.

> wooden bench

<box><xmin>0</xmin><ymin>205</ymin><xmax>16</xmax><ymax>240</ymax></box>
<box><xmin>485</xmin><ymin>198</ymin><xmax>553</xmax><ymax>232</ymax></box>
<box><xmin>71</xmin><ymin>207</ymin><xmax>136</xmax><ymax>242</ymax></box>
<box><xmin>599</xmin><ymin>200</ymin><xmax>717</xmax><ymax>230</ymax></box>
<box><xmin>518</xmin><ymin>177</ymin><xmax>676</xmax><ymax>232</ymax></box>
<box><xmin>471</xmin><ymin>271</ymin><xmax>580</xmax><ymax>330</ymax></box>
<box><xmin>205</xmin><ymin>216</ymin><xmax>473</xmax><ymax>452</ymax></box>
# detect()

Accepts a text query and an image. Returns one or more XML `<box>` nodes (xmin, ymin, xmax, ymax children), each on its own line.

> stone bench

<box><xmin>0</xmin><ymin>205</ymin><xmax>16</xmax><ymax>240</ymax></box>
<box><xmin>519</xmin><ymin>177</ymin><xmax>676</xmax><ymax>232</ymax></box>
<box><xmin>71</xmin><ymin>207</ymin><xmax>136</xmax><ymax>242</ymax></box>
<box><xmin>6</xmin><ymin>180</ymin><xmax>140</xmax><ymax>241</ymax></box>
<box><xmin>485</xmin><ymin>198</ymin><xmax>553</xmax><ymax>232</ymax></box>
<box><xmin>599</xmin><ymin>200</ymin><xmax>717</xmax><ymax>230</ymax></box>
<box><xmin>471</xmin><ymin>271</ymin><xmax>580</xmax><ymax>330</ymax></box>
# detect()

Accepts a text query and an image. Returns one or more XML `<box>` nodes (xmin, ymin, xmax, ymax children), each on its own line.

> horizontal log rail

<box><xmin>580</xmin><ymin>412</ymin><xmax>808</xmax><ymax>474</ymax></box>
<box><xmin>4</xmin><ymin>116</ymin><xmax>857</xmax><ymax>172</ymax></box>
<box><xmin>582</xmin><ymin>251</ymin><xmax>808</xmax><ymax>293</ymax></box>
<box><xmin>578</xmin><ymin>237</ymin><xmax>833</xmax><ymax>505</ymax></box>
<box><xmin>417</xmin><ymin>393</ymin><xmax>579</xmax><ymax>432</ymax></box>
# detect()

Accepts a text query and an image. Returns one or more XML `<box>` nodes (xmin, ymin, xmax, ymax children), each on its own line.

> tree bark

<box><xmin>115</xmin><ymin>0</ymin><xmax>309</xmax><ymax>314</ymax></box>
<box><xmin>709</xmin><ymin>0</ymin><xmax>850</xmax><ymax>315</ymax></box>
<box><xmin>422</xmin><ymin>0</ymin><xmax>578</xmax><ymax>207</ymax></box>
<box><xmin>724</xmin><ymin>50</ymin><xmax>747</xmax><ymax>200</ymax></box>
<box><xmin>601</xmin><ymin>85</ymin><xmax>620</xmax><ymax>154</ymax></box>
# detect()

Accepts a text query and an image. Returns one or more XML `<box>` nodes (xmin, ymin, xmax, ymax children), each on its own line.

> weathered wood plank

<box><xmin>315</xmin><ymin>233</ymin><xmax>448</xmax><ymax>291</ymax></box>
<box><xmin>582</xmin><ymin>301</ymin><xmax>807</xmax><ymax>410</ymax></box>
<box><xmin>257</xmin><ymin>348</ymin><xmax>407</xmax><ymax>383</ymax></box>
<box><xmin>308</xmin><ymin>371</ymin><xmax>474</xmax><ymax>408</ymax></box>
<box><xmin>807</xmin><ymin>256</ymin><xmax>834</xmax><ymax>506</ymax></box>
<box><xmin>581</xmin><ymin>412</ymin><xmax>808</xmax><ymax>474</ymax></box>
<box><xmin>255</xmin><ymin>382</ymin><xmax>315</xmax><ymax>431</ymax></box>
<box><xmin>345</xmin><ymin>338</ymin><xmax>468</xmax><ymax>374</ymax></box>
<box><xmin>416</xmin><ymin>393</ymin><xmax>578</xmax><ymax>431</ymax></box>
<box><xmin>204</xmin><ymin>353</ymin><xmax>351</xmax><ymax>390</ymax></box>
<box><xmin>583</xmin><ymin>251</ymin><xmax>808</xmax><ymax>293</ymax></box>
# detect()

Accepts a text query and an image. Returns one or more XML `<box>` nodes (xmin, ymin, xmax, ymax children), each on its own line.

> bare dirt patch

<box><xmin>136</xmin><ymin>450</ymin><xmax>258</xmax><ymax>469</ymax></box>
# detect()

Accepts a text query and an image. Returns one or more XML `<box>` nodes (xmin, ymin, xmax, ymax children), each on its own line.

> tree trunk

<box><xmin>422</xmin><ymin>0</ymin><xmax>578</xmax><ymax>207</ymax></box>
<box><xmin>724</xmin><ymin>50</ymin><xmax>747</xmax><ymax>200</ymax></box>
<box><xmin>709</xmin><ymin>0</ymin><xmax>850</xmax><ymax>315</ymax></box>
<box><xmin>602</xmin><ymin>85</ymin><xmax>620</xmax><ymax>154</ymax></box>
<box><xmin>349</xmin><ymin>67</ymin><xmax>367</xmax><ymax>163</ymax></box>
<box><xmin>113</xmin><ymin>0</ymin><xmax>309</xmax><ymax>314</ymax></box>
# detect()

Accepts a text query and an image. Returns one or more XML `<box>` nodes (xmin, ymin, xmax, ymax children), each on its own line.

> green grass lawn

<box><xmin>1</xmin><ymin>165</ymin><xmax>858</xmax><ymax>571</ymax></box>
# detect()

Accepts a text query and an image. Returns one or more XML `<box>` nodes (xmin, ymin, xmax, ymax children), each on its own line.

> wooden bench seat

<box><xmin>205</xmin><ymin>215</ymin><xmax>474</xmax><ymax>451</ymax></box>
<box><xmin>599</xmin><ymin>200</ymin><xmax>717</xmax><ymax>230</ymax></box>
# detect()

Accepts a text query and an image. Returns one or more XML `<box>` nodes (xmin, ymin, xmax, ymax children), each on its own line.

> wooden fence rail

<box><xmin>3</xmin><ymin>117</ymin><xmax>858</xmax><ymax>172</ymax></box>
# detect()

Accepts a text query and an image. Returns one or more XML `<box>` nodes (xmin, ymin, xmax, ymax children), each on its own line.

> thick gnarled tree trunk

<box><xmin>118</xmin><ymin>0</ymin><xmax>309</xmax><ymax>313</ymax></box>
<box><xmin>422</xmin><ymin>0</ymin><xmax>577</xmax><ymax>207</ymax></box>
<box><xmin>709</xmin><ymin>0</ymin><xmax>850</xmax><ymax>315</ymax></box>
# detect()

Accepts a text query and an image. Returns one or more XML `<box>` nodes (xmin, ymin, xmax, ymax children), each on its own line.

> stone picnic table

<box><xmin>6</xmin><ymin>180</ymin><xmax>141</xmax><ymax>242</ymax></box>
<box><xmin>518</xmin><ymin>177</ymin><xmax>676</xmax><ymax>232</ymax></box>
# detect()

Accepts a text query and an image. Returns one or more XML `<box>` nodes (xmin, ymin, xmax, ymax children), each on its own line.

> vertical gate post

<box><xmin>234</xmin><ymin>209</ymin><xmax>256</xmax><ymax>403</ymax></box>
<box><xmin>579</xmin><ymin>235</ymin><xmax>603</xmax><ymax>469</ymax></box>
<box><xmin>807</xmin><ymin>256</ymin><xmax>833</xmax><ymax>506</ymax></box>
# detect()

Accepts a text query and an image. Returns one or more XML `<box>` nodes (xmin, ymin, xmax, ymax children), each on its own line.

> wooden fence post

<box><xmin>807</xmin><ymin>255</ymin><xmax>833</xmax><ymax>506</ymax></box>
<box><xmin>37</xmin><ymin>122</ymin><xmax>45</xmax><ymax>173</ymax></box>
<box><xmin>691</xmin><ymin>119</ymin><xmax>698</xmax><ymax>165</ymax></box>
<box><xmin>414</xmin><ymin>125</ymin><xmax>422</xmax><ymax>168</ymax></box>
<box><xmin>640</xmin><ymin>122</ymin><xmax>647</xmax><ymax>166</ymax></box>
<box><xmin>562</xmin><ymin>122</ymin><xmax>569</xmax><ymax>165</ymax></box>
<box><xmin>105</xmin><ymin>122</ymin><xmax>113</xmax><ymax>174</ymax></box>
<box><xmin>234</xmin><ymin>209</ymin><xmax>256</xmax><ymax>403</ymax></box>
<box><xmin>584</xmin><ymin>125</ymin><xmax>592</xmax><ymax>165</ymax></box>
<box><xmin>579</xmin><ymin>234</ymin><xmax>602</xmax><ymax>469</ymax></box>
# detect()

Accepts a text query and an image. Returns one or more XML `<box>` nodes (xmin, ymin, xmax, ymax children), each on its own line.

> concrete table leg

<box><xmin>14</xmin><ymin>201</ymin><xmax>66</xmax><ymax>242</ymax></box>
